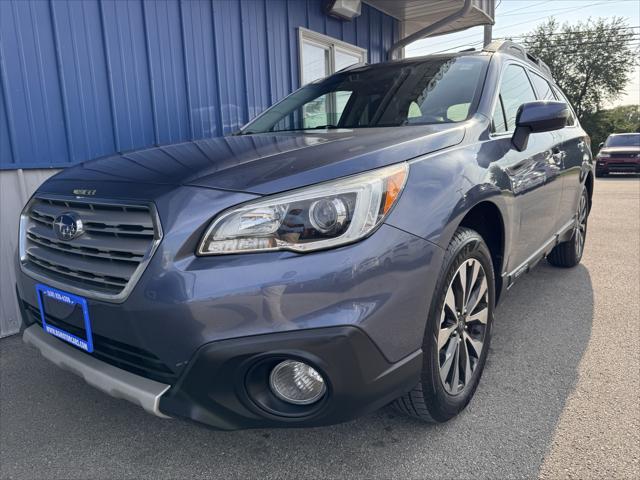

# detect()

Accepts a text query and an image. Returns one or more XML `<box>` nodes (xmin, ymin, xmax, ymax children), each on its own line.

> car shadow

<box><xmin>0</xmin><ymin>262</ymin><xmax>594</xmax><ymax>479</ymax></box>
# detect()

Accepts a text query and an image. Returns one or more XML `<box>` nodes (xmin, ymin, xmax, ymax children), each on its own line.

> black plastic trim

<box><xmin>159</xmin><ymin>326</ymin><xmax>422</xmax><ymax>430</ymax></box>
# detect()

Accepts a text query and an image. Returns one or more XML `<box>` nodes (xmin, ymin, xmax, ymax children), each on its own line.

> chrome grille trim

<box><xmin>19</xmin><ymin>194</ymin><xmax>163</xmax><ymax>303</ymax></box>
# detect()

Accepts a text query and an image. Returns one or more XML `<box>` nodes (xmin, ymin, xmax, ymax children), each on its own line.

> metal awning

<box><xmin>365</xmin><ymin>0</ymin><xmax>495</xmax><ymax>37</ymax></box>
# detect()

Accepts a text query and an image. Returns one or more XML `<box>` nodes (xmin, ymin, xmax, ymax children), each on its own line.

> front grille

<box><xmin>607</xmin><ymin>163</ymin><xmax>640</xmax><ymax>170</ymax></box>
<box><xmin>24</xmin><ymin>302</ymin><xmax>177</xmax><ymax>384</ymax></box>
<box><xmin>21</xmin><ymin>196</ymin><xmax>161</xmax><ymax>300</ymax></box>
<box><xmin>609</xmin><ymin>153</ymin><xmax>637</xmax><ymax>159</ymax></box>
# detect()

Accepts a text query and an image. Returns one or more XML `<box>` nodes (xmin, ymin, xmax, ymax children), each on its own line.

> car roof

<box><xmin>341</xmin><ymin>40</ymin><xmax>551</xmax><ymax>80</ymax></box>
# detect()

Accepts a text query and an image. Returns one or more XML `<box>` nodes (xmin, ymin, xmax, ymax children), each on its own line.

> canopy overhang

<box><xmin>365</xmin><ymin>0</ymin><xmax>495</xmax><ymax>37</ymax></box>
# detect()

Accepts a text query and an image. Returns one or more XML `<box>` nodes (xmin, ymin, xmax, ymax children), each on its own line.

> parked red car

<box><xmin>596</xmin><ymin>133</ymin><xmax>640</xmax><ymax>177</ymax></box>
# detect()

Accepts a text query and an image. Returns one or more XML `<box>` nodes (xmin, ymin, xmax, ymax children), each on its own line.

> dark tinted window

<box><xmin>605</xmin><ymin>134</ymin><xmax>640</xmax><ymax>147</ymax></box>
<box><xmin>242</xmin><ymin>56</ymin><xmax>489</xmax><ymax>133</ymax></box>
<box><xmin>551</xmin><ymin>86</ymin><xmax>577</xmax><ymax>126</ymax></box>
<box><xmin>529</xmin><ymin>72</ymin><xmax>556</xmax><ymax>101</ymax></box>
<box><xmin>493</xmin><ymin>65</ymin><xmax>537</xmax><ymax>133</ymax></box>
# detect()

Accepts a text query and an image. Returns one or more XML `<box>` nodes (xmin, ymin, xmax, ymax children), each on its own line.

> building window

<box><xmin>298</xmin><ymin>28</ymin><xmax>367</xmax><ymax>85</ymax></box>
<box><xmin>297</xmin><ymin>28</ymin><xmax>366</xmax><ymax>128</ymax></box>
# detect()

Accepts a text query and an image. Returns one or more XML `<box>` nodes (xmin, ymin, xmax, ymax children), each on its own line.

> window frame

<box><xmin>297</xmin><ymin>28</ymin><xmax>367</xmax><ymax>87</ymax></box>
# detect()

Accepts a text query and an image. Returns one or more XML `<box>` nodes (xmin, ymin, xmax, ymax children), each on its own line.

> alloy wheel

<box><xmin>438</xmin><ymin>258</ymin><xmax>489</xmax><ymax>395</ymax></box>
<box><xmin>574</xmin><ymin>192</ymin><xmax>588</xmax><ymax>258</ymax></box>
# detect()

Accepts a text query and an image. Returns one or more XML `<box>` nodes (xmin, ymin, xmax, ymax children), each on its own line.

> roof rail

<box><xmin>528</xmin><ymin>53</ymin><xmax>552</xmax><ymax>78</ymax></box>
<box><xmin>483</xmin><ymin>39</ymin><xmax>552</xmax><ymax>78</ymax></box>
<box><xmin>483</xmin><ymin>39</ymin><xmax>527</xmax><ymax>57</ymax></box>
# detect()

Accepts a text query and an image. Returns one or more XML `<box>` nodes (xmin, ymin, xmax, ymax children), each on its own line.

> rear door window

<box><xmin>551</xmin><ymin>86</ymin><xmax>577</xmax><ymax>126</ymax></box>
<box><xmin>529</xmin><ymin>72</ymin><xmax>556</xmax><ymax>101</ymax></box>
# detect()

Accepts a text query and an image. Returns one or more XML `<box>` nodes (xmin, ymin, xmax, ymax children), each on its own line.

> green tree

<box><xmin>523</xmin><ymin>17</ymin><xmax>638</xmax><ymax>121</ymax></box>
<box><xmin>581</xmin><ymin>105</ymin><xmax>640</xmax><ymax>152</ymax></box>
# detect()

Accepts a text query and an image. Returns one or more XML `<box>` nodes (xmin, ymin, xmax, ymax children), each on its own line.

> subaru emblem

<box><xmin>53</xmin><ymin>212</ymin><xmax>84</xmax><ymax>241</ymax></box>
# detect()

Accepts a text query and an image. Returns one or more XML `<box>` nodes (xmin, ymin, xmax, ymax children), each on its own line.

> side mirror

<box><xmin>599</xmin><ymin>142</ymin><xmax>604</xmax><ymax>148</ymax></box>
<box><xmin>512</xmin><ymin>101</ymin><xmax>569</xmax><ymax>151</ymax></box>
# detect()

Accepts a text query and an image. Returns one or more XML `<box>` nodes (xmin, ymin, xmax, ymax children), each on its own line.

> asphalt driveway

<box><xmin>1</xmin><ymin>177</ymin><xmax>638</xmax><ymax>479</ymax></box>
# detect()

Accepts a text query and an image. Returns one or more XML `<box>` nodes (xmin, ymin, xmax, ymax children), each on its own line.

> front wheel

<box><xmin>547</xmin><ymin>186</ymin><xmax>589</xmax><ymax>268</ymax></box>
<box><xmin>393</xmin><ymin>227</ymin><xmax>495</xmax><ymax>422</ymax></box>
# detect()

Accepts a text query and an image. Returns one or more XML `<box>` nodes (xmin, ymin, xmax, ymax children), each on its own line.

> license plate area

<box><xmin>35</xmin><ymin>284</ymin><xmax>94</xmax><ymax>353</ymax></box>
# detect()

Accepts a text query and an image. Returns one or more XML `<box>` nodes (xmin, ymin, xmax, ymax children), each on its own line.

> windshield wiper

<box><xmin>310</xmin><ymin>124</ymin><xmax>340</xmax><ymax>129</ymax></box>
<box><xmin>262</xmin><ymin>125</ymin><xmax>343</xmax><ymax>133</ymax></box>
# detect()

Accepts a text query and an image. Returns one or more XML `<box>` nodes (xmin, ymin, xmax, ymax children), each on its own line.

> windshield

<box><xmin>605</xmin><ymin>134</ymin><xmax>640</xmax><ymax>147</ymax></box>
<box><xmin>242</xmin><ymin>56</ymin><xmax>488</xmax><ymax>134</ymax></box>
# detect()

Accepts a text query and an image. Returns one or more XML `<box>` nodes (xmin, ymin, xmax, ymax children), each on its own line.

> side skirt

<box><xmin>503</xmin><ymin>218</ymin><xmax>576</xmax><ymax>290</ymax></box>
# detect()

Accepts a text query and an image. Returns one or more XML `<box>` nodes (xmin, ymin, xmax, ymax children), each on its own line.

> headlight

<box><xmin>197</xmin><ymin>163</ymin><xmax>408</xmax><ymax>255</ymax></box>
<box><xmin>597</xmin><ymin>152</ymin><xmax>611</xmax><ymax>158</ymax></box>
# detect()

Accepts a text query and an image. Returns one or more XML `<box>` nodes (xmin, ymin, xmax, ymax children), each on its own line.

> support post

<box><xmin>483</xmin><ymin>24</ymin><xmax>493</xmax><ymax>47</ymax></box>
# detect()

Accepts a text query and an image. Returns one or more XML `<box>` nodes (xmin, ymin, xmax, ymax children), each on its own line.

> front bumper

<box><xmin>596</xmin><ymin>159</ymin><xmax>640</xmax><ymax>173</ymax></box>
<box><xmin>21</xmin><ymin>319</ymin><xmax>421</xmax><ymax>429</ymax></box>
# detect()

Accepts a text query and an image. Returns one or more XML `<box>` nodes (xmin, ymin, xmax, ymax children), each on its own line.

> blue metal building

<box><xmin>0</xmin><ymin>0</ymin><xmax>494</xmax><ymax>335</ymax></box>
<box><xmin>0</xmin><ymin>0</ymin><xmax>401</xmax><ymax>170</ymax></box>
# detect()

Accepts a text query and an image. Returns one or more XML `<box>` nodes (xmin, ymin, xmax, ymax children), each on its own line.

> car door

<box><xmin>550</xmin><ymin>84</ymin><xmax>588</xmax><ymax>228</ymax></box>
<box><xmin>490</xmin><ymin>63</ymin><xmax>564</xmax><ymax>272</ymax></box>
<box><xmin>528</xmin><ymin>71</ymin><xmax>575</xmax><ymax>233</ymax></box>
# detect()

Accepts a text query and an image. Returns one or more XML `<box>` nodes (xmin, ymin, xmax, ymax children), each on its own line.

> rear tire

<box><xmin>548</xmin><ymin>186</ymin><xmax>589</xmax><ymax>268</ymax></box>
<box><xmin>393</xmin><ymin>227</ymin><xmax>495</xmax><ymax>423</ymax></box>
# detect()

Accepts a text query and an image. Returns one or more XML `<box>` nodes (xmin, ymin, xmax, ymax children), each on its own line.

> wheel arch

<box><xmin>457</xmin><ymin>200</ymin><xmax>506</xmax><ymax>303</ymax></box>
<box><xmin>584</xmin><ymin>170</ymin><xmax>594</xmax><ymax>212</ymax></box>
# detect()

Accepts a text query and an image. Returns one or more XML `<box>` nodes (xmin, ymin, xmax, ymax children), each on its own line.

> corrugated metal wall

<box><xmin>0</xmin><ymin>169</ymin><xmax>58</xmax><ymax>337</ymax></box>
<box><xmin>0</xmin><ymin>0</ymin><xmax>398</xmax><ymax>170</ymax></box>
<box><xmin>0</xmin><ymin>0</ymin><xmax>398</xmax><ymax>336</ymax></box>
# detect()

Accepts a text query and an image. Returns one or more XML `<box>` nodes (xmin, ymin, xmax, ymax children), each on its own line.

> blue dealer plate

<box><xmin>35</xmin><ymin>284</ymin><xmax>94</xmax><ymax>353</ymax></box>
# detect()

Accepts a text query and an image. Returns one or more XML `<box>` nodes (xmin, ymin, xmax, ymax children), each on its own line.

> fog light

<box><xmin>269</xmin><ymin>360</ymin><xmax>327</xmax><ymax>405</ymax></box>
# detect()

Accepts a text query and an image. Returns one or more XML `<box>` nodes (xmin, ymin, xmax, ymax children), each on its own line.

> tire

<box><xmin>393</xmin><ymin>227</ymin><xmax>495</xmax><ymax>423</ymax></box>
<box><xmin>547</xmin><ymin>186</ymin><xmax>589</xmax><ymax>268</ymax></box>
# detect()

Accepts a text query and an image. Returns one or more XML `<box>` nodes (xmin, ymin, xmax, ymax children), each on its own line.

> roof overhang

<box><xmin>364</xmin><ymin>0</ymin><xmax>495</xmax><ymax>37</ymax></box>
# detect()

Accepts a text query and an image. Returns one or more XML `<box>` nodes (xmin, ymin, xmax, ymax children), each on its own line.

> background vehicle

<box><xmin>595</xmin><ymin>133</ymin><xmax>640</xmax><ymax>177</ymax></box>
<box><xmin>16</xmin><ymin>41</ymin><xmax>593</xmax><ymax>429</ymax></box>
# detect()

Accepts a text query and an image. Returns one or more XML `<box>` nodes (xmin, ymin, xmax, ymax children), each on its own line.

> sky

<box><xmin>405</xmin><ymin>0</ymin><xmax>640</xmax><ymax>108</ymax></box>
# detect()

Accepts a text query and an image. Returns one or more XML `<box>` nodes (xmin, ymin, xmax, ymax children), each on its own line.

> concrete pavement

<box><xmin>1</xmin><ymin>177</ymin><xmax>638</xmax><ymax>479</ymax></box>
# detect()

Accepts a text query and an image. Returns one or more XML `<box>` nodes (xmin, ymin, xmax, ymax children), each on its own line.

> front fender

<box><xmin>385</xmin><ymin>143</ymin><xmax>517</xmax><ymax>286</ymax></box>
<box><xmin>386</xmin><ymin>145</ymin><xmax>512</xmax><ymax>246</ymax></box>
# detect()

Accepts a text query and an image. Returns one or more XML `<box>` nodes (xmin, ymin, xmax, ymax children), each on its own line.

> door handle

<box><xmin>505</xmin><ymin>158</ymin><xmax>529</xmax><ymax>174</ymax></box>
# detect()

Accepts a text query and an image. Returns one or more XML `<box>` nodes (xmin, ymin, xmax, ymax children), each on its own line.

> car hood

<box><xmin>599</xmin><ymin>146</ymin><xmax>640</xmax><ymax>154</ymax></box>
<box><xmin>51</xmin><ymin>125</ymin><xmax>465</xmax><ymax>195</ymax></box>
